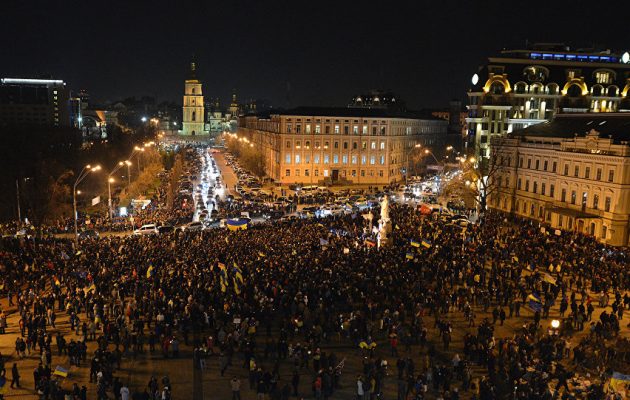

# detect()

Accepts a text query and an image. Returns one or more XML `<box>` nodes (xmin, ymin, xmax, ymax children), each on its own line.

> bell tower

<box><xmin>181</xmin><ymin>59</ymin><xmax>206</xmax><ymax>135</ymax></box>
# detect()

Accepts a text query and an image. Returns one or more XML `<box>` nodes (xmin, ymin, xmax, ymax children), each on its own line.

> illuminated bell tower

<box><xmin>181</xmin><ymin>60</ymin><xmax>205</xmax><ymax>135</ymax></box>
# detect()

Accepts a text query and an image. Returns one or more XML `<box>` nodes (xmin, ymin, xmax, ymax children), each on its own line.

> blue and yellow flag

<box><xmin>218</xmin><ymin>262</ymin><xmax>228</xmax><ymax>293</ymax></box>
<box><xmin>146</xmin><ymin>265</ymin><xmax>155</xmax><ymax>279</ymax></box>
<box><xmin>410</xmin><ymin>240</ymin><xmax>420</xmax><ymax>248</ymax></box>
<box><xmin>610</xmin><ymin>372</ymin><xmax>630</xmax><ymax>393</ymax></box>
<box><xmin>421</xmin><ymin>239</ymin><xmax>432</xmax><ymax>248</ymax></box>
<box><xmin>405</xmin><ymin>253</ymin><xmax>414</xmax><ymax>260</ymax></box>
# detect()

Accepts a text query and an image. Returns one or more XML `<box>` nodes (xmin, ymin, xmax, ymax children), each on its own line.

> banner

<box><xmin>527</xmin><ymin>293</ymin><xmax>542</xmax><ymax>312</ymax></box>
<box><xmin>609</xmin><ymin>372</ymin><xmax>630</xmax><ymax>396</ymax></box>
<box><xmin>91</xmin><ymin>196</ymin><xmax>101</xmax><ymax>206</ymax></box>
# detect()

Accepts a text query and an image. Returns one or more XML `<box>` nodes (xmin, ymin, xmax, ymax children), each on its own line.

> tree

<box><xmin>225</xmin><ymin>136</ymin><xmax>266</xmax><ymax>178</ymax></box>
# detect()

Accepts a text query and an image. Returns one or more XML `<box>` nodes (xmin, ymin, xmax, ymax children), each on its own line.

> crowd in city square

<box><xmin>1</xmin><ymin>193</ymin><xmax>630</xmax><ymax>399</ymax></box>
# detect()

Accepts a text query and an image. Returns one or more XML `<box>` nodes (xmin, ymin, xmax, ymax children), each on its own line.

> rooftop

<box><xmin>266</xmin><ymin>106</ymin><xmax>443</xmax><ymax>121</ymax></box>
<box><xmin>511</xmin><ymin>113</ymin><xmax>630</xmax><ymax>142</ymax></box>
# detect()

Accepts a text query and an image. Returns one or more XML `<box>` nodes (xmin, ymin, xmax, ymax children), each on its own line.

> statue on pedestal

<box><xmin>378</xmin><ymin>195</ymin><xmax>392</xmax><ymax>247</ymax></box>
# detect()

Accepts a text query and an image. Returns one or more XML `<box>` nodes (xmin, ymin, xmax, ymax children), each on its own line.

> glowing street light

<box><xmin>141</xmin><ymin>116</ymin><xmax>147</xmax><ymax>122</ymax></box>
<box><xmin>73</xmin><ymin>164</ymin><xmax>101</xmax><ymax>243</ymax></box>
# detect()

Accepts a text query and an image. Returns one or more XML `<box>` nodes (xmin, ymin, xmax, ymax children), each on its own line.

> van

<box><xmin>133</xmin><ymin>224</ymin><xmax>158</xmax><ymax>235</ymax></box>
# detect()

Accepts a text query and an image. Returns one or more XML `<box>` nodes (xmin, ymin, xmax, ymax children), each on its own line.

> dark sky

<box><xmin>2</xmin><ymin>0</ymin><xmax>629</xmax><ymax>109</ymax></box>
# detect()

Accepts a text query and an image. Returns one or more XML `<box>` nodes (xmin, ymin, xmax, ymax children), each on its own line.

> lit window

<box><xmin>371</xmin><ymin>141</ymin><xmax>376</xmax><ymax>150</ymax></box>
<box><xmin>379</xmin><ymin>156</ymin><xmax>385</xmax><ymax>165</ymax></box>
<box><xmin>285</xmin><ymin>154</ymin><xmax>291</xmax><ymax>164</ymax></box>
<box><xmin>305</xmin><ymin>125</ymin><xmax>311</xmax><ymax>134</ymax></box>
<box><xmin>324</xmin><ymin>155</ymin><xmax>329</xmax><ymax>164</ymax></box>
<box><xmin>362</xmin><ymin>125</ymin><xmax>368</xmax><ymax>134</ymax></box>
<box><xmin>333</xmin><ymin>155</ymin><xmax>339</xmax><ymax>164</ymax></box>
<box><xmin>315</xmin><ymin>125</ymin><xmax>321</xmax><ymax>134</ymax></box>
<box><xmin>380</xmin><ymin>141</ymin><xmax>385</xmax><ymax>150</ymax></box>
<box><xmin>334</xmin><ymin>125</ymin><xmax>340</xmax><ymax>134</ymax></box>
<box><xmin>295</xmin><ymin>169</ymin><xmax>300</xmax><ymax>176</ymax></box>
<box><xmin>351</xmin><ymin>155</ymin><xmax>357</xmax><ymax>164</ymax></box>
<box><xmin>285</xmin><ymin>169</ymin><xmax>290</xmax><ymax>177</ymax></box>
<box><xmin>361</xmin><ymin>155</ymin><xmax>366</xmax><ymax>164</ymax></box>
<box><xmin>342</xmin><ymin>155</ymin><xmax>348</xmax><ymax>164</ymax></box>
<box><xmin>295</xmin><ymin>155</ymin><xmax>300</xmax><ymax>164</ymax></box>
<box><xmin>314</xmin><ymin>155</ymin><xmax>320</xmax><ymax>164</ymax></box>
<box><xmin>370</xmin><ymin>156</ymin><xmax>376</xmax><ymax>165</ymax></box>
<box><xmin>353</xmin><ymin>126</ymin><xmax>359</xmax><ymax>134</ymax></box>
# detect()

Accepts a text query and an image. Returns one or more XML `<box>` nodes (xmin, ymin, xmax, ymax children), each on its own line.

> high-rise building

<box><xmin>489</xmin><ymin>113</ymin><xmax>630</xmax><ymax>246</ymax></box>
<box><xmin>466</xmin><ymin>44</ymin><xmax>630</xmax><ymax>162</ymax></box>
<box><xmin>180</xmin><ymin>61</ymin><xmax>206</xmax><ymax>136</ymax></box>
<box><xmin>0</xmin><ymin>78</ymin><xmax>72</xmax><ymax>127</ymax></box>
<box><xmin>238</xmin><ymin>106</ymin><xmax>447</xmax><ymax>185</ymax></box>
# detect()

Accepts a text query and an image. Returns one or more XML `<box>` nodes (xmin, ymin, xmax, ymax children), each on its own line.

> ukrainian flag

<box><xmin>410</xmin><ymin>240</ymin><xmax>421</xmax><ymax>248</ymax></box>
<box><xmin>53</xmin><ymin>365</ymin><xmax>69</xmax><ymax>378</ymax></box>
<box><xmin>218</xmin><ymin>262</ymin><xmax>228</xmax><ymax>293</ymax></box>
<box><xmin>146</xmin><ymin>265</ymin><xmax>155</xmax><ymax>279</ymax></box>
<box><xmin>405</xmin><ymin>253</ymin><xmax>414</xmax><ymax>260</ymax></box>
<box><xmin>421</xmin><ymin>239</ymin><xmax>432</xmax><ymax>248</ymax></box>
<box><xmin>610</xmin><ymin>372</ymin><xmax>630</xmax><ymax>393</ymax></box>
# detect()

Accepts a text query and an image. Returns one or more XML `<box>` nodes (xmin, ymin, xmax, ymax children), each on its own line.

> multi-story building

<box><xmin>0</xmin><ymin>78</ymin><xmax>72</xmax><ymax>127</ymax></box>
<box><xmin>467</xmin><ymin>44</ymin><xmax>630</xmax><ymax>162</ymax></box>
<box><xmin>489</xmin><ymin>113</ymin><xmax>630</xmax><ymax>246</ymax></box>
<box><xmin>238</xmin><ymin>106</ymin><xmax>447</xmax><ymax>185</ymax></box>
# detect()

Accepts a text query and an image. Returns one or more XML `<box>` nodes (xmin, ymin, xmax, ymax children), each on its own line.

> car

<box><xmin>158</xmin><ymin>225</ymin><xmax>176</xmax><ymax>234</ymax></box>
<box><xmin>133</xmin><ymin>224</ymin><xmax>158</xmax><ymax>235</ymax></box>
<box><xmin>78</xmin><ymin>229</ymin><xmax>100</xmax><ymax>239</ymax></box>
<box><xmin>185</xmin><ymin>221</ymin><xmax>204</xmax><ymax>232</ymax></box>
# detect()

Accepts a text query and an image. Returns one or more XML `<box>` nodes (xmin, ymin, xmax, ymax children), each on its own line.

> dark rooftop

<box><xmin>511</xmin><ymin>113</ymin><xmax>630</xmax><ymax>142</ymax></box>
<box><xmin>265</xmin><ymin>106</ymin><xmax>443</xmax><ymax>121</ymax></box>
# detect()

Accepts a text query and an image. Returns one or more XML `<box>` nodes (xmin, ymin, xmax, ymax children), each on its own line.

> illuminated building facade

<box><xmin>489</xmin><ymin>113</ymin><xmax>630</xmax><ymax>246</ymax></box>
<box><xmin>467</xmin><ymin>44</ymin><xmax>630</xmax><ymax>162</ymax></box>
<box><xmin>0</xmin><ymin>78</ymin><xmax>71</xmax><ymax>127</ymax></box>
<box><xmin>238</xmin><ymin>107</ymin><xmax>447</xmax><ymax>185</ymax></box>
<box><xmin>180</xmin><ymin>61</ymin><xmax>207</xmax><ymax>136</ymax></box>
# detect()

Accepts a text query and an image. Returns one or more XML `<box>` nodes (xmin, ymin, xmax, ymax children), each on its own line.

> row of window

<box><xmin>286</xmin><ymin>140</ymin><xmax>386</xmax><ymax>150</ymax></box>
<box><xmin>286</xmin><ymin>124</ymin><xmax>387</xmax><ymax>135</ymax></box>
<box><xmin>285</xmin><ymin>154</ymin><xmax>387</xmax><ymax>165</ymax></box>
<box><xmin>511</xmin><ymin>156</ymin><xmax>616</xmax><ymax>183</ymax></box>
<box><xmin>514</xmin><ymin>175</ymin><xmax>613</xmax><ymax>211</ymax></box>
<box><xmin>285</xmin><ymin>169</ymin><xmax>387</xmax><ymax>178</ymax></box>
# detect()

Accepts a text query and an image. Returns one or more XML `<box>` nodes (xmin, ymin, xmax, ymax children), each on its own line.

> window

<box><xmin>353</xmin><ymin>126</ymin><xmax>359</xmax><ymax>134</ymax></box>
<box><xmin>361</xmin><ymin>170</ymin><xmax>365</xmax><ymax>177</ymax></box>
<box><xmin>563</xmin><ymin>164</ymin><xmax>569</xmax><ymax>176</ymax></box>
<box><xmin>324</xmin><ymin>170</ymin><xmax>329</xmax><ymax>177</ymax></box>
<box><xmin>344</xmin><ymin>126</ymin><xmax>349</xmax><ymax>135</ymax></box>
<box><xmin>379</xmin><ymin>170</ymin><xmax>384</xmax><ymax>177</ymax></box>
<box><xmin>315</xmin><ymin>125</ymin><xmax>321</xmax><ymax>134</ymax></box>
<box><xmin>333</xmin><ymin>155</ymin><xmax>339</xmax><ymax>164</ymax></box>
<box><xmin>314</xmin><ymin>155</ymin><xmax>320</xmax><ymax>164</ymax></box>
<box><xmin>314</xmin><ymin>169</ymin><xmax>319</xmax><ymax>177</ymax></box>
<box><xmin>361</xmin><ymin>155</ymin><xmax>366</xmax><ymax>164</ymax></box>
<box><xmin>574</xmin><ymin>166</ymin><xmax>579</xmax><ymax>177</ymax></box>
<box><xmin>608</xmin><ymin>170</ymin><xmax>614</xmax><ymax>182</ymax></box>
<box><xmin>342</xmin><ymin>155</ymin><xmax>348</xmax><ymax>164</ymax></box>
<box><xmin>287</xmin><ymin>123</ymin><xmax>292</xmax><ymax>133</ymax></box>
<box><xmin>353</xmin><ymin>142</ymin><xmax>358</xmax><ymax>150</ymax></box>
<box><xmin>593</xmin><ymin>194</ymin><xmax>599</xmax><ymax>209</ymax></box>
<box><xmin>351</xmin><ymin>170</ymin><xmax>356</xmax><ymax>177</ymax></box>
<box><xmin>362</xmin><ymin>141</ymin><xmax>367</xmax><ymax>150</ymax></box>
<box><xmin>571</xmin><ymin>190</ymin><xmax>576</xmax><ymax>205</ymax></box>
<box><xmin>371</xmin><ymin>141</ymin><xmax>376</xmax><ymax>150</ymax></box>
<box><xmin>605</xmin><ymin>197</ymin><xmax>611</xmax><ymax>212</ymax></box>
<box><xmin>325</xmin><ymin>126</ymin><xmax>330</xmax><ymax>134</ymax></box>
<box><xmin>585</xmin><ymin>167</ymin><xmax>590</xmax><ymax>179</ymax></box>
<box><xmin>372</xmin><ymin>127</ymin><xmax>377</xmax><ymax>135</ymax></box>
<box><xmin>379</xmin><ymin>155</ymin><xmax>385</xmax><ymax>165</ymax></box>
<box><xmin>380</xmin><ymin>141</ymin><xmax>385</xmax><ymax>150</ymax></box>
<box><xmin>533</xmin><ymin>181</ymin><xmax>538</xmax><ymax>193</ymax></box>
<box><xmin>315</xmin><ymin>141</ymin><xmax>320</xmax><ymax>149</ymax></box>
<box><xmin>286</xmin><ymin>140</ymin><xmax>291</xmax><ymax>149</ymax></box>
<box><xmin>550</xmin><ymin>184</ymin><xmax>555</xmax><ymax>197</ymax></box>
<box><xmin>305</xmin><ymin>140</ymin><xmax>310</xmax><ymax>148</ymax></box>
<box><xmin>362</xmin><ymin>125</ymin><xmax>368</xmax><ymax>134</ymax></box>
<box><xmin>602</xmin><ymin>225</ymin><xmax>607</xmax><ymax>239</ymax></box>
<box><xmin>596</xmin><ymin>168</ymin><xmax>602</xmax><ymax>180</ymax></box>
<box><xmin>334</xmin><ymin>125</ymin><xmax>340</xmax><ymax>134</ymax></box>
<box><xmin>305</xmin><ymin>155</ymin><xmax>310</xmax><ymax>163</ymax></box>
<box><xmin>285</xmin><ymin>169</ymin><xmax>290</xmax><ymax>177</ymax></box>
<box><xmin>543</xmin><ymin>160</ymin><xmax>548</xmax><ymax>171</ymax></box>
<box><xmin>324</xmin><ymin>155</ymin><xmax>329</xmax><ymax>164</ymax></box>
<box><xmin>517</xmin><ymin>178</ymin><xmax>522</xmax><ymax>190</ymax></box>
<box><xmin>351</xmin><ymin>155</ymin><xmax>357</xmax><ymax>164</ymax></box>
<box><xmin>295</xmin><ymin>169</ymin><xmax>300</xmax><ymax>177</ymax></box>
<box><xmin>295</xmin><ymin>155</ymin><xmax>300</xmax><ymax>164</ymax></box>
<box><xmin>558</xmin><ymin>215</ymin><xmax>563</xmax><ymax>227</ymax></box>
<box><xmin>305</xmin><ymin>169</ymin><xmax>310</xmax><ymax>177</ymax></box>
<box><xmin>285</xmin><ymin>154</ymin><xmax>291</xmax><ymax>164</ymax></box>
<box><xmin>541</xmin><ymin>182</ymin><xmax>546</xmax><ymax>195</ymax></box>
<box><xmin>595</xmin><ymin>71</ymin><xmax>611</xmax><ymax>84</ymax></box>
<box><xmin>535</xmin><ymin>159</ymin><xmax>539</xmax><ymax>170</ymax></box>
<box><xmin>552</xmin><ymin>162</ymin><xmax>557</xmax><ymax>173</ymax></box>
<box><xmin>519</xmin><ymin>158</ymin><xmax>523</xmax><ymax>168</ymax></box>
<box><xmin>343</xmin><ymin>141</ymin><xmax>348</xmax><ymax>149</ymax></box>
<box><xmin>192</xmin><ymin>111</ymin><xmax>196</xmax><ymax>121</ymax></box>
<box><xmin>561</xmin><ymin>188</ymin><xmax>566</xmax><ymax>202</ymax></box>
<box><xmin>295</xmin><ymin>141</ymin><xmax>301</xmax><ymax>148</ymax></box>
<box><xmin>324</xmin><ymin>141</ymin><xmax>329</xmax><ymax>149</ymax></box>
<box><xmin>582</xmin><ymin>192</ymin><xmax>588</xmax><ymax>208</ymax></box>
<box><xmin>334</xmin><ymin>141</ymin><xmax>339</xmax><ymax>149</ymax></box>
<box><xmin>305</xmin><ymin>125</ymin><xmax>311</xmax><ymax>134</ymax></box>
<box><xmin>527</xmin><ymin>159</ymin><xmax>531</xmax><ymax>169</ymax></box>
<box><xmin>370</xmin><ymin>156</ymin><xmax>376</xmax><ymax>165</ymax></box>
<box><xmin>296</xmin><ymin>125</ymin><xmax>301</xmax><ymax>133</ymax></box>
<box><xmin>525</xmin><ymin>180</ymin><xmax>529</xmax><ymax>191</ymax></box>
<box><xmin>380</xmin><ymin>127</ymin><xmax>386</xmax><ymax>135</ymax></box>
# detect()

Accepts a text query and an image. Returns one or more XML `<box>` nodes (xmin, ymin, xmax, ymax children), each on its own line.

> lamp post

<box><xmin>73</xmin><ymin>164</ymin><xmax>101</xmax><ymax>243</ymax></box>
<box><xmin>107</xmin><ymin>177</ymin><xmax>115</xmax><ymax>220</ymax></box>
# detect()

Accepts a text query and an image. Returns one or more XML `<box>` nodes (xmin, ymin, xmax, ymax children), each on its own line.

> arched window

<box><xmin>592</xmin><ymin>84</ymin><xmax>604</xmax><ymax>96</ymax></box>
<box><xmin>567</xmin><ymin>84</ymin><xmax>583</xmax><ymax>97</ymax></box>
<box><xmin>515</xmin><ymin>82</ymin><xmax>527</xmax><ymax>94</ymax></box>
<box><xmin>607</xmin><ymin>85</ymin><xmax>619</xmax><ymax>97</ymax></box>
<box><xmin>490</xmin><ymin>82</ymin><xmax>506</xmax><ymax>95</ymax></box>
<box><xmin>547</xmin><ymin>83</ymin><xmax>559</xmax><ymax>95</ymax></box>
<box><xmin>192</xmin><ymin>111</ymin><xmax>196</xmax><ymax>121</ymax></box>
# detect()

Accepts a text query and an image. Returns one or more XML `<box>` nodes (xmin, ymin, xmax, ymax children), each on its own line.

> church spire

<box><xmin>189</xmin><ymin>55</ymin><xmax>197</xmax><ymax>80</ymax></box>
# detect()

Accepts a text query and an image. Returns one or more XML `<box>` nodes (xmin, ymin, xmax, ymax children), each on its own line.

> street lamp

<box><xmin>73</xmin><ymin>164</ymin><xmax>101</xmax><ymax>243</ymax></box>
<box><xmin>120</xmin><ymin>160</ymin><xmax>132</xmax><ymax>185</ymax></box>
<box><xmin>107</xmin><ymin>177</ymin><xmax>115</xmax><ymax>220</ymax></box>
<box><xmin>141</xmin><ymin>116</ymin><xmax>147</xmax><ymax>123</ymax></box>
<box><xmin>405</xmin><ymin>143</ymin><xmax>422</xmax><ymax>186</ymax></box>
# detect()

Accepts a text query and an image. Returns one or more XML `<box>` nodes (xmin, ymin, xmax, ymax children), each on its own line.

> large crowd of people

<box><xmin>0</xmin><ymin>199</ymin><xmax>628</xmax><ymax>399</ymax></box>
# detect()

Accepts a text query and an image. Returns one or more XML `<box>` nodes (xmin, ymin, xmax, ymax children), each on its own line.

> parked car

<box><xmin>78</xmin><ymin>229</ymin><xmax>100</xmax><ymax>239</ymax></box>
<box><xmin>158</xmin><ymin>225</ymin><xmax>176</xmax><ymax>234</ymax></box>
<box><xmin>185</xmin><ymin>221</ymin><xmax>204</xmax><ymax>232</ymax></box>
<box><xmin>133</xmin><ymin>224</ymin><xmax>158</xmax><ymax>235</ymax></box>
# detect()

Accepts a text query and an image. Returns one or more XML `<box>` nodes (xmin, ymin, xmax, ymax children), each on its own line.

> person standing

<box><xmin>231</xmin><ymin>376</ymin><xmax>241</xmax><ymax>400</ymax></box>
<box><xmin>120</xmin><ymin>384</ymin><xmax>130</xmax><ymax>400</ymax></box>
<box><xmin>10</xmin><ymin>363</ymin><xmax>20</xmax><ymax>388</ymax></box>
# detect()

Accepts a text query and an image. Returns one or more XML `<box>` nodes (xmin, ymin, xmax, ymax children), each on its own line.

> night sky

<box><xmin>2</xmin><ymin>0</ymin><xmax>629</xmax><ymax>109</ymax></box>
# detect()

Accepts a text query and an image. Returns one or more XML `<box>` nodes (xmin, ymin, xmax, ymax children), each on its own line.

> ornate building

<box><xmin>466</xmin><ymin>44</ymin><xmax>630</xmax><ymax>162</ymax></box>
<box><xmin>180</xmin><ymin>61</ymin><xmax>206</xmax><ymax>136</ymax></box>
<box><xmin>489</xmin><ymin>113</ymin><xmax>630</xmax><ymax>246</ymax></box>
